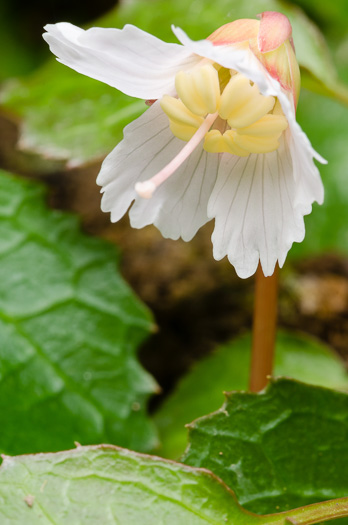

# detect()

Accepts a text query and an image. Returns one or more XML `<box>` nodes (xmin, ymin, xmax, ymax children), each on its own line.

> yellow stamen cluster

<box><xmin>160</xmin><ymin>64</ymin><xmax>288</xmax><ymax>156</ymax></box>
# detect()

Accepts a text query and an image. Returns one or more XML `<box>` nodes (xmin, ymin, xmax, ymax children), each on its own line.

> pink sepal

<box><xmin>257</xmin><ymin>11</ymin><xmax>292</xmax><ymax>52</ymax></box>
<box><xmin>207</xmin><ymin>19</ymin><xmax>259</xmax><ymax>45</ymax></box>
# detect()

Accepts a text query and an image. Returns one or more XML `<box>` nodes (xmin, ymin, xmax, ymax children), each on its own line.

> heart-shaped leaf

<box><xmin>0</xmin><ymin>169</ymin><xmax>158</xmax><ymax>455</ymax></box>
<box><xmin>0</xmin><ymin>445</ymin><xmax>257</xmax><ymax>525</ymax></box>
<box><xmin>183</xmin><ymin>379</ymin><xmax>348</xmax><ymax>515</ymax></box>
<box><xmin>155</xmin><ymin>331</ymin><xmax>348</xmax><ymax>459</ymax></box>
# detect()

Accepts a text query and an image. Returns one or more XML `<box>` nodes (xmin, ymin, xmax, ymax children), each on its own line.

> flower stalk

<box><xmin>249</xmin><ymin>264</ymin><xmax>278</xmax><ymax>392</ymax></box>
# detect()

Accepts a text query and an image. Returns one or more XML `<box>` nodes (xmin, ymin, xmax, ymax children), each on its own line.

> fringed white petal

<box><xmin>208</xmin><ymin>134</ymin><xmax>318</xmax><ymax>279</ymax></box>
<box><xmin>175</xmin><ymin>26</ymin><xmax>325</xmax><ymax>276</ymax></box>
<box><xmin>98</xmin><ymin>101</ymin><xmax>218</xmax><ymax>241</ymax></box>
<box><xmin>43</xmin><ymin>23</ymin><xmax>199</xmax><ymax>99</ymax></box>
<box><xmin>130</xmin><ymin>141</ymin><xmax>218</xmax><ymax>241</ymax></box>
<box><xmin>97</xmin><ymin>102</ymin><xmax>170</xmax><ymax>222</ymax></box>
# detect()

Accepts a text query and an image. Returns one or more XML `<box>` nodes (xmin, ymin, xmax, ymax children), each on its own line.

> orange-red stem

<box><xmin>249</xmin><ymin>264</ymin><xmax>279</xmax><ymax>392</ymax></box>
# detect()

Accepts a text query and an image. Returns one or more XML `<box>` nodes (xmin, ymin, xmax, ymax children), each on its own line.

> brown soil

<box><xmin>45</xmin><ymin>163</ymin><xmax>348</xmax><ymax>401</ymax></box>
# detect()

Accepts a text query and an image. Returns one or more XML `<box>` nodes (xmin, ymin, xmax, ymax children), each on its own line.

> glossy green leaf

<box><xmin>0</xmin><ymin>445</ymin><xmax>258</xmax><ymax>525</ymax></box>
<box><xmin>1</xmin><ymin>445</ymin><xmax>347</xmax><ymax>525</ymax></box>
<box><xmin>0</xmin><ymin>169</ymin><xmax>158</xmax><ymax>455</ymax></box>
<box><xmin>155</xmin><ymin>331</ymin><xmax>348</xmax><ymax>460</ymax></box>
<box><xmin>1</xmin><ymin>0</ymin><xmax>346</xmax><ymax>170</ymax></box>
<box><xmin>183</xmin><ymin>379</ymin><xmax>348</xmax><ymax>515</ymax></box>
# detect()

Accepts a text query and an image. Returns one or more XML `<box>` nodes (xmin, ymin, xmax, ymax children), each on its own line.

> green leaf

<box><xmin>1</xmin><ymin>445</ymin><xmax>347</xmax><ymax>525</ymax></box>
<box><xmin>183</xmin><ymin>379</ymin><xmax>348</xmax><ymax>515</ymax></box>
<box><xmin>0</xmin><ymin>70</ymin><xmax>146</xmax><ymax>171</ymax></box>
<box><xmin>0</xmin><ymin>169</ymin><xmax>158</xmax><ymax>455</ymax></box>
<box><xmin>155</xmin><ymin>331</ymin><xmax>348</xmax><ymax>460</ymax></box>
<box><xmin>1</xmin><ymin>0</ymin><xmax>346</xmax><ymax>170</ymax></box>
<box><xmin>0</xmin><ymin>445</ymin><xmax>258</xmax><ymax>525</ymax></box>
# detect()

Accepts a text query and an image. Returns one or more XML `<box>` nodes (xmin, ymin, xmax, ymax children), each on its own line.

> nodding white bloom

<box><xmin>43</xmin><ymin>12</ymin><xmax>325</xmax><ymax>278</ymax></box>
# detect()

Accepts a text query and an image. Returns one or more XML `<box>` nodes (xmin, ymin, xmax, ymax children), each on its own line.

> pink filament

<box><xmin>135</xmin><ymin>111</ymin><xmax>218</xmax><ymax>199</ymax></box>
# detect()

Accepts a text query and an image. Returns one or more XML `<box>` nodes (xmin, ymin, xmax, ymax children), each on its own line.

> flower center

<box><xmin>161</xmin><ymin>63</ymin><xmax>288</xmax><ymax>156</ymax></box>
<box><xmin>135</xmin><ymin>63</ymin><xmax>288</xmax><ymax>199</ymax></box>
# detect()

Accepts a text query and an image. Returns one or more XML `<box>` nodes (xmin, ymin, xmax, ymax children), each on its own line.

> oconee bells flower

<box><xmin>43</xmin><ymin>12</ymin><xmax>325</xmax><ymax>278</ymax></box>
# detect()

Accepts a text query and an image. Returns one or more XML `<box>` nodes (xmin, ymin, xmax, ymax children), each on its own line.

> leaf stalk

<box><xmin>257</xmin><ymin>496</ymin><xmax>348</xmax><ymax>525</ymax></box>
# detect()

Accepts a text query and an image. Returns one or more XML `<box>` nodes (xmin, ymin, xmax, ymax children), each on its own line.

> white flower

<box><xmin>43</xmin><ymin>12</ymin><xmax>325</xmax><ymax>278</ymax></box>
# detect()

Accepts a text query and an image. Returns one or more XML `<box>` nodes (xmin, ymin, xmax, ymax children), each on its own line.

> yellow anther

<box><xmin>217</xmin><ymin>66</ymin><xmax>232</xmax><ymax>92</ymax></box>
<box><xmin>219</xmin><ymin>73</ymin><xmax>275</xmax><ymax>128</ymax></box>
<box><xmin>160</xmin><ymin>95</ymin><xmax>204</xmax><ymax>128</ymax></box>
<box><xmin>223</xmin><ymin>131</ymin><xmax>250</xmax><ymax>156</ymax></box>
<box><xmin>169</xmin><ymin>121</ymin><xmax>200</xmax><ymax>142</ymax></box>
<box><xmin>272</xmin><ymin>99</ymin><xmax>284</xmax><ymax>116</ymax></box>
<box><xmin>232</xmin><ymin>113</ymin><xmax>288</xmax><ymax>154</ymax></box>
<box><xmin>233</xmin><ymin>133</ymin><xmax>281</xmax><ymax>154</ymax></box>
<box><xmin>175</xmin><ymin>64</ymin><xmax>220</xmax><ymax>116</ymax></box>
<box><xmin>204</xmin><ymin>130</ymin><xmax>230</xmax><ymax>153</ymax></box>
<box><xmin>237</xmin><ymin>114</ymin><xmax>288</xmax><ymax>137</ymax></box>
<box><xmin>204</xmin><ymin>130</ymin><xmax>249</xmax><ymax>156</ymax></box>
<box><xmin>161</xmin><ymin>65</ymin><xmax>288</xmax><ymax>157</ymax></box>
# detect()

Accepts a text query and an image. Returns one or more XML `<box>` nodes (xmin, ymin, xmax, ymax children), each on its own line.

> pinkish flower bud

<box><xmin>207</xmin><ymin>18</ymin><xmax>259</xmax><ymax>46</ymax></box>
<box><xmin>257</xmin><ymin>11</ymin><xmax>292</xmax><ymax>53</ymax></box>
<box><xmin>207</xmin><ymin>11</ymin><xmax>300</xmax><ymax>108</ymax></box>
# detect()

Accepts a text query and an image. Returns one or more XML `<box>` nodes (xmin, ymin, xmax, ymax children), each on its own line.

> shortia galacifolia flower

<box><xmin>44</xmin><ymin>12</ymin><xmax>325</xmax><ymax>278</ymax></box>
